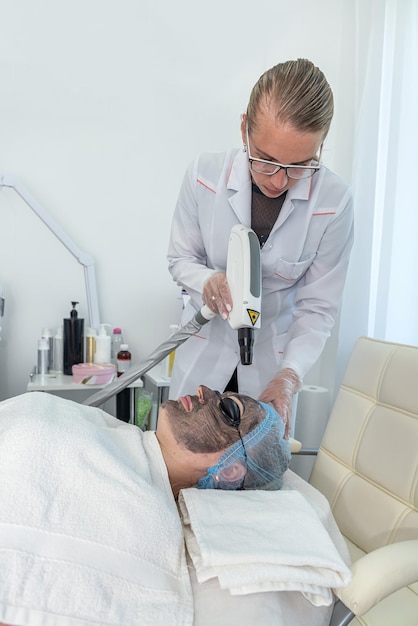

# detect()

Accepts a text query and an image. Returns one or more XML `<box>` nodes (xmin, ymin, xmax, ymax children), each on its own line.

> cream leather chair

<box><xmin>307</xmin><ymin>337</ymin><xmax>418</xmax><ymax>625</ymax></box>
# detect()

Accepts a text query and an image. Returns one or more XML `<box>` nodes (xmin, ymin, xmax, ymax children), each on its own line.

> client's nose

<box><xmin>197</xmin><ymin>385</ymin><xmax>220</xmax><ymax>405</ymax></box>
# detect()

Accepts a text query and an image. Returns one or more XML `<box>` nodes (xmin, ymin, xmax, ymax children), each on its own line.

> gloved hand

<box><xmin>259</xmin><ymin>368</ymin><xmax>302</xmax><ymax>439</ymax></box>
<box><xmin>202</xmin><ymin>272</ymin><xmax>233</xmax><ymax>320</ymax></box>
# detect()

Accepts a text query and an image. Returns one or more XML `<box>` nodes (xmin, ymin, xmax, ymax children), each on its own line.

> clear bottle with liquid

<box><xmin>116</xmin><ymin>344</ymin><xmax>132</xmax><ymax>377</ymax></box>
<box><xmin>111</xmin><ymin>327</ymin><xmax>123</xmax><ymax>365</ymax></box>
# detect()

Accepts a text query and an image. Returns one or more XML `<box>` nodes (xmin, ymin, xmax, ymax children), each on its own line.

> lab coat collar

<box><xmin>226</xmin><ymin>149</ymin><xmax>252</xmax><ymax>224</ymax></box>
<box><xmin>227</xmin><ymin>148</ymin><xmax>252</xmax><ymax>192</ymax></box>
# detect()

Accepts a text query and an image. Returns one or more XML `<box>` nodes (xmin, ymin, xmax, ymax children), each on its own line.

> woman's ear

<box><xmin>240</xmin><ymin>113</ymin><xmax>247</xmax><ymax>146</ymax></box>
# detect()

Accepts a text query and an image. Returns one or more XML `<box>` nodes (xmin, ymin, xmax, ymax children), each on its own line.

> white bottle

<box><xmin>37</xmin><ymin>338</ymin><xmax>50</xmax><ymax>375</ymax></box>
<box><xmin>94</xmin><ymin>323</ymin><xmax>111</xmax><ymax>364</ymax></box>
<box><xmin>52</xmin><ymin>326</ymin><xmax>63</xmax><ymax>374</ymax></box>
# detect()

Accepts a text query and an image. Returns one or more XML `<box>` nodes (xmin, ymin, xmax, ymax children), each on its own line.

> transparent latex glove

<box><xmin>259</xmin><ymin>368</ymin><xmax>302</xmax><ymax>439</ymax></box>
<box><xmin>202</xmin><ymin>272</ymin><xmax>233</xmax><ymax>320</ymax></box>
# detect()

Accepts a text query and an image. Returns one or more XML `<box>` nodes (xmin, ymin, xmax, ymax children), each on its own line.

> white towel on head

<box><xmin>178</xmin><ymin>485</ymin><xmax>351</xmax><ymax>607</ymax></box>
<box><xmin>0</xmin><ymin>392</ymin><xmax>193</xmax><ymax>626</ymax></box>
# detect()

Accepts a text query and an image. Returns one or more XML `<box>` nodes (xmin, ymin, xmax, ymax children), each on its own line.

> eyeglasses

<box><xmin>217</xmin><ymin>393</ymin><xmax>248</xmax><ymax>489</ymax></box>
<box><xmin>246</xmin><ymin>124</ymin><xmax>322</xmax><ymax>179</ymax></box>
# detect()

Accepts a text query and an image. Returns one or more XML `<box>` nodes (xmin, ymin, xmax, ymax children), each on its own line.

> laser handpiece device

<box><xmin>225</xmin><ymin>224</ymin><xmax>261</xmax><ymax>365</ymax></box>
<box><xmin>195</xmin><ymin>224</ymin><xmax>262</xmax><ymax>364</ymax></box>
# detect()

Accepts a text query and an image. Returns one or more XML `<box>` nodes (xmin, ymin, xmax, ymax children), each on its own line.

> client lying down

<box><xmin>0</xmin><ymin>388</ymin><xmax>350</xmax><ymax>626</ymax></box>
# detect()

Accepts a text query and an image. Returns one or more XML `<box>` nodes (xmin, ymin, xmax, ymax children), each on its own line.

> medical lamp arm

<box><xmin>0</xmin><ymin>174</ymin><xmax>100</xmax><ymax>330</ymax></box>
<box><xmin>334</xmin><ymin>539</ymin><xmax>418</xmax><ymax>616</ymax></box>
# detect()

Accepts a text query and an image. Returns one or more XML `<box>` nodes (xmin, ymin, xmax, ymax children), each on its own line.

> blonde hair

<box><xmin>247</xmin><ymin>58</ymin><xmax>334</xmax><ymax>138</ymax></box>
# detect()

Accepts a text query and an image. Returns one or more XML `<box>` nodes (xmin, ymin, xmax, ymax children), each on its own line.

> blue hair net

<box><xmin>197</xmin><ymin>402</ymin><xmax>291</xmax><ymax>491</ymax></box>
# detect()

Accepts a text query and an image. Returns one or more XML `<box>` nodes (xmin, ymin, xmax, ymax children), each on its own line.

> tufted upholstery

<box><xmin>309</xmin><ymin>336</ymin><xmax>418</xmax><ymax>625</ymax></box>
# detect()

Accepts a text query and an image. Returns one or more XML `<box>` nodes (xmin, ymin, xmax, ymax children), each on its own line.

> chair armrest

<box><xmin>334</xmin><ymin>539</ymin><xmax>418</xmax><ymax>616</ymax></box>
<box><xmin>288</xmin><ymin>436</ymin><xmax>317</xmax><ymax>455</ymax></box>
<box><xmin>289</xmin><ymin>437</ymin><xmax>302</xmax><ymax>453</ymax></box>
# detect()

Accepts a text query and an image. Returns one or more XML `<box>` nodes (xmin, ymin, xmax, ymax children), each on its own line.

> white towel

<box><xmin>0</xmin><ymin>392</ymin><xmax>193</xmax><ymax>626</ymax></box>
<box><xmin>178</xmin><ymin>487</ymin><xmax>351</xmax><ymax>607</ymax></box>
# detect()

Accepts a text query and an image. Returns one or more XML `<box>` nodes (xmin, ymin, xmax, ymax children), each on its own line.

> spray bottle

<box><xmin>37</xmin><ymin>337</ymin><xmax>50</xmax><ymax>375</ymax></box>
<box><xmin>63</xmin><ymin>302</ymin><xmax>84</xmax><ymax>375</ymax></box>
<box><xmin>42</xmin><ymin>327</ymin><xmax>54</xmax><ymax>373</ymax></box>
<box><xmin>52</xmin><ymin>326</ymin><xmax>63</xmax><ymax>374</ymax></box>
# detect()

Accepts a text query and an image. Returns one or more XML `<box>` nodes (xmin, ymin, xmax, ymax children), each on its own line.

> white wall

<box><xmin>0</xmin><ymin>0</ymin><xmax>358</xmax><ymax>401</ymax></box>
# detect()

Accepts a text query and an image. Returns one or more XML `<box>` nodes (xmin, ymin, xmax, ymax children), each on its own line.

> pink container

<box><xmin>72</xmin><ymin>363</ymin><xmax>116</xmax><ymax>385</ymax></box>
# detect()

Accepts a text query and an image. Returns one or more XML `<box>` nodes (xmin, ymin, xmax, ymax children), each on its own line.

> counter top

<box><xmin>28</xmin><ymin>373</ymin><xmax>143</xmax><ymax>392</ymax></box>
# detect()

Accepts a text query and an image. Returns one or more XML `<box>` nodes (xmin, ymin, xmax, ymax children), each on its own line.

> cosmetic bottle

<box><xmin>52</xmin><ymin>326</ymin><xmax>63</xmax><ymax>374</ymax></box>
<box><xmin>37</xmin><ymin>337</ymin><xmax>50</xmax><ymax>375</ymax></box>
<box><xmin>116</xmin><ymin>344</ymin><xmax>132</xmax><ymax>422</ymax></box>
<box><xmin>63</xmin><ymin>302</ymin><xmax>84</xmax><ymax>375</ymax></box>
<box><xmin>111</xmin><ymin>327</ymin><xmax>123</xmax><ymax>365</ymax></box>
<box><xmin>94</xmin><ymin>323</ymin><xmax>111</xmax><ymax>364</ymax></box>
<box><xmin>116</xmin><ymin>344</ymin><xmax>132</xmax><ymax>376</ymax></box>
<box><xmin>42</xmin><ymin>327</ymin><xmax>54</xmax><ymax>373</ymax></box>
<box><xmin>85</xmin><ymin>327</ymin><xmax>97</xmax><ymax>364</ymax></box>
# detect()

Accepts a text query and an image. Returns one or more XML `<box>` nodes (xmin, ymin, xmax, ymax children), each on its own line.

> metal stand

<box><xmin>329</xmin><ymin>599</ymin><xmax>355</xmax><ymax>626</ymax></box>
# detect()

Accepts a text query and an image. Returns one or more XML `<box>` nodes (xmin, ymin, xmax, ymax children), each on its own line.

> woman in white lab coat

<box><xmin>167</xmin><ymin>59</ymin><xmax>354</xmax><ymax>436</ymax></box>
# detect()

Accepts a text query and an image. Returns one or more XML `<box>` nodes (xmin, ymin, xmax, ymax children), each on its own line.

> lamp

<box><xmin>0</xmin><ymin>174</ymin><xmax>100</xmax><ymax>330</ymax></box>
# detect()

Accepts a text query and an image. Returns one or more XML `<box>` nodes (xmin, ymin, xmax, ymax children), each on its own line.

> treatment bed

<box><xmin>0</xmin><ymin>336</ymin><xmax>416</xmax><ymax>626</ymax></box>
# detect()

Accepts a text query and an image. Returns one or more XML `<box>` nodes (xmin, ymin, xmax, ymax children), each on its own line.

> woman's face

<box><xmin>241</xmin><ymin>110</ymin><xmax>324</xmax><ymax>199</ymax></box>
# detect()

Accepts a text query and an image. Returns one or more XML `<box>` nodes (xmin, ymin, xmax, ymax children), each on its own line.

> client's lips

<box><xmin>179</xmin><ymin>396</ymin><xmax>193</xmax><ymax>411</ymax></box>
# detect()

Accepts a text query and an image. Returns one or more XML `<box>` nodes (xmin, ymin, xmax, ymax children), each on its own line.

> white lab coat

<box><xmin>167</xmin><ymin>148</ymin><xmax>354</xmax><ymax>400</ymax></box>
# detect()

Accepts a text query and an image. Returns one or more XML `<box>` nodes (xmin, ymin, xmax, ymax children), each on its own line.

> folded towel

<box><xmin>178</xmin><ymin>487</ymin><xmax>351</xmax><ymax>607</ymax></box>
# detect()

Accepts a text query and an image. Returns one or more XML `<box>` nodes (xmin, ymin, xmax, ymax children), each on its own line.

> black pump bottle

<box><xmin>63</xmin><ymin>301</ymin><xmax>84</xmax><ymax>375</ymax></box>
